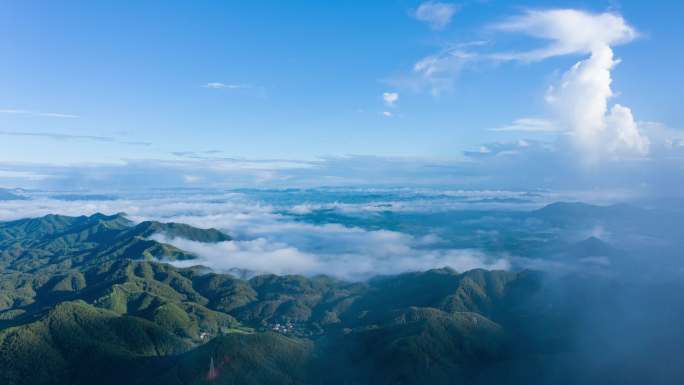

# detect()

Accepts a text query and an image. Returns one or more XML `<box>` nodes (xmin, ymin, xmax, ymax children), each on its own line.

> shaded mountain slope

<box><xmin>146</xmin><ymin>333</ymin><xmax>314</xmax><ymax>385</ymax></box>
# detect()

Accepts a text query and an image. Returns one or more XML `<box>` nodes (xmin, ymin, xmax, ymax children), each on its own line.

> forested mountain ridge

<box><xmin>0</xmin><ymin>212</ymin><xmax>677</xmax><ymax>385</ymax></box>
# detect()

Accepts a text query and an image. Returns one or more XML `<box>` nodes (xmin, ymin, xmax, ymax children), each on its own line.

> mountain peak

<box><xmin>131</xmin><ymin>220</ymin><xmax>231</xmax><ymax>243</ymax></box>
<box><xmin>564</xmin><ymin>236</ymin><xmax>619</xmax><ymax>258</ymax></box>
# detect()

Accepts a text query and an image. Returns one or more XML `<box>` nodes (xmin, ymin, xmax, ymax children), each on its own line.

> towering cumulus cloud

<box><xmin>546</xmin><ymin>43</ymin><xmax>650</xmax><ymax>158</ymax></box>
<box><xmin>495</xmin><ymin>9</ymin><xmax>649</xmax><ymax>159</ymax></box>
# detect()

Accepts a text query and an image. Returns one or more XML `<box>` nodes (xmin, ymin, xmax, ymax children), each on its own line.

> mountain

<box><xmin>127</xmin><ymin>220</ymin><xmax>232</xmax><ymax>242</ymax></box>
<box><xmin>563</xmin><ymin>236</ymin><xmax>620</xmax><ymax>259</ymax></box>
<box><xmin>1</xmin><ymin>212</ymin><xmax>679</xmax><ymax>384</ymax></box>
<box><xmin>0</xmin><ymin>213</ymin><xmax>566</xmax><ymax>384</ymax></box>
<box><xmin>0</xmin><ymin>300</ymin><xmax>189</xmax><ymax>385</ymax></box>
<box><xmin>146</xmin><ymin>333</ymin><xmax>314</xmax><ymax>385</ymax></box>
<box><xmin>531</xmin><ymin>202</ymin><xmax>649</xmax><ymax>224</ymax></box>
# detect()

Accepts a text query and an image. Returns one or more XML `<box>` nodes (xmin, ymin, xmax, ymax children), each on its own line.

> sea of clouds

<box><xmin>0</xmin><ymin>188</ymin><xmax>563</xmax><ymax>280</ymax></box>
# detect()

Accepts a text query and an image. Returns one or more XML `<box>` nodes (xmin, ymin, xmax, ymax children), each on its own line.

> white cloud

<box><xmin>202</xmin><ymin>82</ymin><xmax>251</xmax><ymax>89</ymax></box>
<box><xmin>0</xmin><ymin>109</ymin><xmax>79</xmax><ymax>118</ymax></box>
<box><xmin>414</xmin><ymin>1</ymin><xmax>459</xmax><ymax>30</ymax></box>
<box><xmin>0</xmin><ymin>170</ymin><xmax>51</xmax><ymax>181</ymax></box>
<box><xmin>605</xmin><ymin>104</ymin><xmax>650</xmax><ymax>156</ymax></box>
<box><xmin>465</xmin><ymin>139</ymin><xmax>554</xmax><ymax>159</ymax></box>
<box><xmin>482</xmin><ymin>9</ymin><xmax>649</xmax><ymax>158</ymax></box>
<box><xmin>490</xmin><ymin>118</ymin><xmax>559</xmax><ymax>132</ymax></box>
<box><xmin>157</xmin><ymin>235</ymin><xmax>322</xmax><ymax>276</ymax></box>
<box><xmin>407</xmin><ymin>48</ymin><xmax>476</xmax><ymax>96</ymax></box>
<box><xmin>138</xmin><ymin>195</ymin><xmax>512</xmax><ymax>280</ymax></box>
<box><xmin>155</xmin><ymin>229</ymin><xmax>508</xmax><ymax>281</ymax></box>
<box><xmin>382</xmin><ymin>92</ymin><xmax>399</xmax><ymax>107</ymax></box>
<box><xmin>490</xmin><ymin>9</ymin><xmax>637</xmax><ymax>62</ymax></box>
<box><xmin>403</xmin><ymin>10</ymin><xmax>637</xmax><ymax>96</ymax></box>
<box><xmin>0</xmin><ymin>130</ymin><xmax>151</xmax><ymax>146</ymax></box>
<box><xmin>183</xmin><ymin>174</ymin><xmax>202</xmax><ymax>183</ymax></box>
<box><xmin>545</xmin><ymin>43</ymin><xmax>649</xmax><ymax>158</ymax></box>
<box><xmin>544</xmin><ymin>45</ymin><xmax>614</xmax><ymax>147</ymax></box>
<box><xmin>639</xmin><ymin>121</ymin><xmax>684</xmax><ymax>152</ymax></box>
<box><xmin>382</xmin><ymin>111</ymin><xmax>393</xmax><ymax>117</ymax></box>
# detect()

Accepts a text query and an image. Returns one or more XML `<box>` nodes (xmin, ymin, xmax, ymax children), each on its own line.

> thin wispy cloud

<box><xmin>0</xmin><ymin>130</ymin><xmax>151</xmax><ymax>146</ymax></box>
<box><xmin>390</xmin><ymin>47</ymin><xmax>477</xmax><ymax>96</ymax></box>
<box><xmin>413</xmin><ymin>1</ymin><xmax>459</xmax><ymax>30</ymax></box>
<box><xmin>490</xmin><ymin>118</ymin><xmax>559</xmax><ymax>133</ymax></box>
<box><xmin>202</xmin><ymin>82</ymin><xmax>253</xmax><ymax>89</ymax></box>
<box><xmin>170</xmin><ymin>151</ymin><xmax>316</xmax><ymax>170</ymax></box>
<box><xmin>0</xmin><ymin>169</ymin><xmax>50</xmax><ymax>181</ymax></box>
<box><xmin>489</xmin><ymin>9</ymin><xmax>638</xmax><ymax>62</ymax></box>
<box><xmin>0</xmin><ymin>109</ymin><xmax>79</xmax><ymax>118</ymax></box>
<box><xmin>120</xmin><ymin>140</ymin><xmax>153</xmax><ymax>146</ymax></box>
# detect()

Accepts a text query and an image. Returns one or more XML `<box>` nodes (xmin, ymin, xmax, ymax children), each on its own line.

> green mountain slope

<box><xmin>0</xmin><ymin>212</ymin><xmax>593</xmax><ymax>385</ymax></box>
<box><xmin>0</xmin><ymin>300</ymin><xmax>189</xmax><ymax>385</ymax></box>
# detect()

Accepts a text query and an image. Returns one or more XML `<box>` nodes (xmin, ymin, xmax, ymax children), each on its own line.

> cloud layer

<box><xmin>2</xmin><ymin>187</ymin><xmax>678</xmax><ymax>280</ymax></box>
<box><xmin>0</xmin><ymin>190</ymin><xmax>514</xmax><ymax>280</ymax></box>
<box><xmin>1</xmin><ymin>145</ymin><xmax>683</xmax><ymax>196</ymax></box>
<box><xmin>157</xmin><ymin>231</ymin><xmax>508</xmax><ymax>281</ymax></box>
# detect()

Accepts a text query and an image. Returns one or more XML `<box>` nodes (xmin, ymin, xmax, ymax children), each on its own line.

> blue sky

<box><xmin>1</xmin><ymin>1</ymin><xmax>683</xmax><ymax>192</ymax></box>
